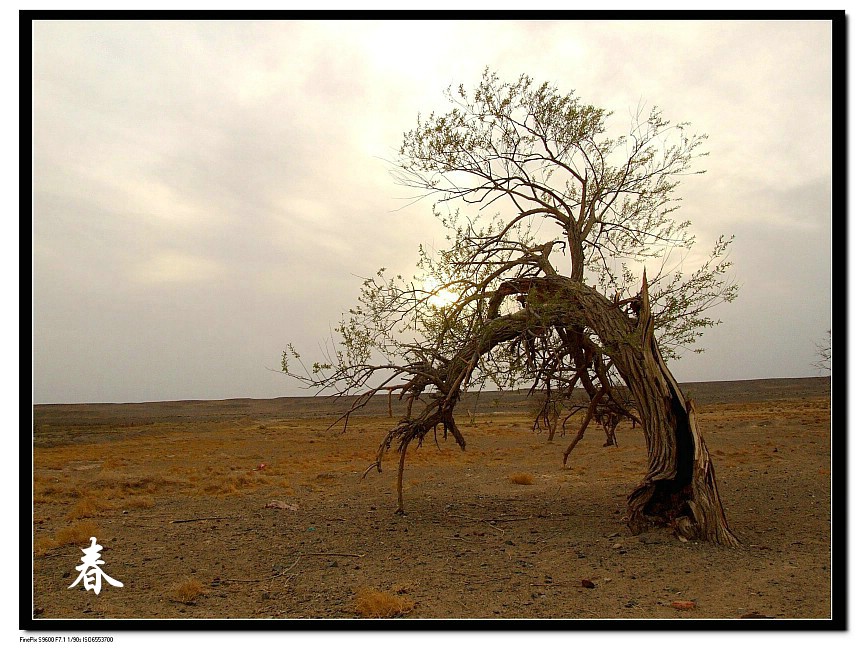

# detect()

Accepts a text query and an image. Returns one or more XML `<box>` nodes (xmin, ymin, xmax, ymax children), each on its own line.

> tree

<box><xmin>814</xmin><ymin>330</ymin><xmax>831</xmax><ymax>374</ymax></box>
<box><xmin>283</xmin><ymin>70</ymin><xmax>740</xmax><ymax>546</ymax></box>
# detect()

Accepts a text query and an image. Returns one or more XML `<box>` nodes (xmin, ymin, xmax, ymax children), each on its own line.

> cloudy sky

<box><xmin>31</xmin><ymin>18</ymin><xmax>835</xmax><ymax>404</ymax></box>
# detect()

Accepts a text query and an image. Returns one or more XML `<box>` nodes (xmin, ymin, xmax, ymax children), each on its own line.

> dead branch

<box><xmin>563</xmin><ymin>386</ymin><xmax>608</xmax><ymax>466</ymax></box>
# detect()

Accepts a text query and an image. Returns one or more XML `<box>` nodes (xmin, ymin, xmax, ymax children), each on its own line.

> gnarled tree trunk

<box><xmin>377</xmin><ymin>272</ymin><xmax>739</xmax><ymax>546</ymax></box>
<box><xmin>494</xmin><ymin>274</ymin><xmax>738</xmax><ymax>545</ymax></box>
<box><xmin>613</xmin><ymin>279</ymin><xmax>739</xmax><ymax>546</ymax></box>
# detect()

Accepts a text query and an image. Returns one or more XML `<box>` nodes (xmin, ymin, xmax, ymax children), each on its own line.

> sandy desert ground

<box><xmin>29</xmin><ymin>377</ymin><xmax>834</xmax><ymax>624</ymax></box>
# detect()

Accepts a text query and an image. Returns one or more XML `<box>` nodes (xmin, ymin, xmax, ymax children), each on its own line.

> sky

<box><xmin>30</xmin><ymin>18</ymin><xmax>836</xmax><ymax>404</ymax></box>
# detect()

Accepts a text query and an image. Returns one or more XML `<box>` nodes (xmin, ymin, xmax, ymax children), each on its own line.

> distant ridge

<box><xmin>33</xmin><ymin>377</ymin><xmax>830</xmax><ymax>429</ymax></box>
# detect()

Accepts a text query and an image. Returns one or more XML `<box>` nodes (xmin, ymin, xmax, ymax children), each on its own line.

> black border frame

<box><xmin>22</xmin><ymin>8</ymin><xmax>848</xmax><ymax>633</ymax></box>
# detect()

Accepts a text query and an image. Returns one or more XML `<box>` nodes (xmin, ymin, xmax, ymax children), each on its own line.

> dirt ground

<box><xmin>30</xmin><ymin>377</ymin><xmax>834</xmax><ymax>622</ymax></box>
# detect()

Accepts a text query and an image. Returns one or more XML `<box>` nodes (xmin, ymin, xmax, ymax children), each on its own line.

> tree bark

<box><xmin>383</xmin><ymin>273</ymin><xmax>738</xmax><ymax>545</ymax></box>
<box><xmin>489</xmin><ymin>274</ymin><xmax>739</xmax><ymax>546</ymax></box>
<box><xmin>618</xmin><ymin>278</ymin><xmax>738</xmax><ymax>546</ymax></box>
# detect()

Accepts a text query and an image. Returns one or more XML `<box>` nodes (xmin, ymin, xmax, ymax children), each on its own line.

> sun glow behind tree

<box><xmin>423</xmin><ymin>276</ymin><xmax>460</xmax><ymax>309</ymax></box>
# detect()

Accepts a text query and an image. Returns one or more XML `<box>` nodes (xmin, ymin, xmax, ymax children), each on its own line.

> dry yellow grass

<box><xmin>54</xmin><ymin>521</ymin><xmax>102</xmax><ymax>546</ymax></box>
<box><xmin>101</xmin><ymin>456</ymin><xmax>127</xmax><ymax>470</ymax></box>
<box><xmin>122</xmin><ymin>495</ymin><xmax>155</xmax><ymax>509</ymax></box>
<box><xmin>37</xmin><ymin>482</ymin><xmax>85</xmax><ymax>500</ymax></box>
<box><xmin>66</xmin><ymin>495</ymin><xmax>108</xmax><ymax>519</ymax></box>
<box><xmin>509</xmin><ymin>472</ymin><xmax>534</xmax><ymax>485</ymax></box>
<box><xmin>354</xmin><ymin>588</ymin><xmax>414</xmax><ymax>618</ymax></box>
<box><xmin>33</xmin><ymin>536</ymin><xmax>57</xmax><ymax>556</ymax></box>
<box><xmin>198</xmin><ymin>470</ymin><xmax>269</xmax><ymax>496</ymax></box>
<box><xmin>169</xmin><ymin>579</ymin><xmax>207</xmax><ymax>604</ymax></box>
<box><xmin>87</xmin><ymin>471</ymin><xmax>183</xmax><ymax>495</ymax></box>
<box><xmin>33</xmin><ymin>415</ymin><xmax>491</xmax><ymax>509</ymax></box>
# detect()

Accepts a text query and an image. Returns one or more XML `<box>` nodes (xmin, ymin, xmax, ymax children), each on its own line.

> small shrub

<box><xmin>123</xmin><ymin>495</ymin><xmax>155</xmax><ymax>509</ymax></box>
<box><xmin>509</xmin><ymin>472</ymin><xmax>534</xmax><ymax>485</ymax></box>
<box><xmin>355</xmin><ymin>588</ymin><xmax>414</xmax><ymax>618</ymax></box>
<box><xmin>55</xmin><ymin>521</ymin><xmax>102</xmax><ymax>546</ymax></box>
<box><xmin>40</xmin><ymin>483</ymin><xmax>85</xmax><ymax>499</ymax></box>
<box><xmin>33</xmin><ymin>489</ymin><xmax>50</xmax><ymax>505</ymax></box>
<box><xmin>169</xmin><ymin>579</ymin><xmax>207</xmax><ymax>604</ymax></box>
<box><xmin>33</xmin><ymin>536</ymin><xmax>59</xmax><ymax>555</ymax></box>
<box><xmin>67</xmin><ymin>496</ymin><xmax>107</xmax><ymax>520</ymax></box>
<box><xmin>199</xmin><ymin>471</ymin><xmax>266</xmax><ymax>496</ymax></box>
<box><xmin>87</xmin><ymin>472</ymin><xmax>175</xmax><ymax>495</ymax></box>
<box><xmin>101</xmin><ymin>457</ymin><xmax>127</xmax><ymax>470</ymax></box>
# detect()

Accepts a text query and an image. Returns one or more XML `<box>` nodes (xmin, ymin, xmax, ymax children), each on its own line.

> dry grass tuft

<box><xmin>67</xmin><ymin>495</ymin><xmax>108</xmax><ymax>520</ymax></box>
<box><xmin>509</xmin><ymin>472</ymin><xmax>534</xmax><ymax>485</ymax></box>
<box><xmin>54</xmin><ymin>521</ymin><xmax>102</xmax><ymax>546</ymax></box>
<box><xmin>101</xmin><ymin>456</ymin><xmax>127</xmax><ymax>470</ymax></box>
<box><xmin>38</xmin><ymin>483</ymin><xmax>86</xmax><ymax>499</ymax></box>
<box><xmin>198</xmin><ymin>471</ymin><xmax>268</xmax><ymax>496</ymax></box>
<box><xmin>33</xmin><ymin>489</ymin><xmax>50</xmax><ymax>505</ymax></box>
<box><xmin>122</xmin><ymin>495</ymin><xmax>155</xmax><ymax>509</ymax></box>
<box><xmin>355</xmin><ymin>588</ymin><xmax>414</xmax><ymax>618</ymax></box>
<box><xmin>33</xmin><ymin>536</ymin><xmax>59</xmax><ymax>556</ymax></box>
<box><xmin>169</xmin><ymin>579</ymin><xmax>208</xmax><ymax>604</ymax></box>
<box><xmin>87</xmin><ymin>472</ymin><xmax>183</xmax><ymax>495</ymax></box>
